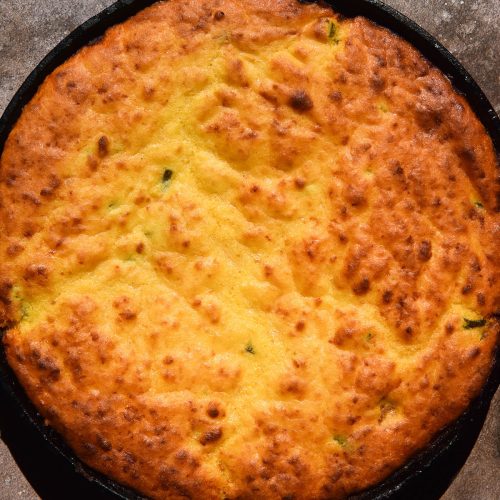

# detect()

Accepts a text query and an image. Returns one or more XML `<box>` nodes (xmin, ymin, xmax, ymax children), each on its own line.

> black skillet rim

<box><xmin>0</xmin><ymin>1</ymin><xmax>499</xmax><ymax>499</ymax></box>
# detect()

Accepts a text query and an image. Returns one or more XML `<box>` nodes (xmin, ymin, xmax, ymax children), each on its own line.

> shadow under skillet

<box><xmin>0</xmin><ymin>391</ymin><xmax>114</xmax><ymax>500</ymax></box>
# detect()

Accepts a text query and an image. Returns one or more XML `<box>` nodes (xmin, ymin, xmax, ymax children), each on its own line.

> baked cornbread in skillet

<box><xmin>0</xmin><ymin>0</ymin><xmax>498</xmax><ymax>498</ymax></box>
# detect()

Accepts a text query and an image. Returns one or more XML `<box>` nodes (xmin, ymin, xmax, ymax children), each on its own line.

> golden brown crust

<box><xmin>1</xmin><ymin>0</ymin><xmax>499</xmax><ymax>498</ymax></box>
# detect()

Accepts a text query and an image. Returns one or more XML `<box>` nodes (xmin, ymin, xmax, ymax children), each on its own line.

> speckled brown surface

<box><xmin>0</xmin><ymin>1</ymin><xmax>498</xmax><ymax>499</ymax></box>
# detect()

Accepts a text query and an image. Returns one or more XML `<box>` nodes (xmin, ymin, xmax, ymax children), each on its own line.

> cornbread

<box><xmin>0</xmin><ymin>0</ymin><xmax>498</xmax><ymax>497</ymax></box>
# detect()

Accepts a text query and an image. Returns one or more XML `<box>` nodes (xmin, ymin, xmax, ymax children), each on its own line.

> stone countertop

<box><xmin>0</xmin><ymin>1</ymin><xmax>498</xmax><ymax>499</ymax></box>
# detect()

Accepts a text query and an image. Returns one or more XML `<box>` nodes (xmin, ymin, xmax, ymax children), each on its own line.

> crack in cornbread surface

<box><xmin>0</xmin><ymin>0</ymin><xmax>499</xmax><ymax>498</ymax></box>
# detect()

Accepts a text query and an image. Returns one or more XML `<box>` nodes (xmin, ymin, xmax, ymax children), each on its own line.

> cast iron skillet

<box><xmin>0</xmin><ymin>0</ymin><xmax>499</xmax><ymax>499</ymax></box>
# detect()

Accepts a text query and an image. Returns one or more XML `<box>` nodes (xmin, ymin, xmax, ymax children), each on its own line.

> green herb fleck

<box><xmin>463</xmin><ymin>317</ymin><xmax>486</xmax><ymax>330</ymax></box>
<box><xmin>379</xmin><ymin>398</ymin><xmax>396</xmax><ymax>422</ymax></box>
<box><xmin>333</xmin><ymin>435</ymin><xmax>347</xmax><ymax>447</ymax></box>
<box><xmin>215</xmin><ymin>32</ymin><xmax>230</xmax><ymax>45</ymax></box>
<box><xmin>378</xmin><ymin>103</ymin><xmax>389</xmax><ymax>113</ymax></box>
<box><xmin>162</xmin><ymin>169</ymin><xmax>174</xmax><ymax>183</ymax></box>
<box><xmin>12</xmin><ymin>286</ymin><xmax>29</xmax><ymax>322</ymax></box>
<box><xmin>12</xmin><ymin>286</ymin><xmax>22</xmax><ymax>301</ymax></box>
<box><xmin>108</xmin><ymin>201</ymin><xmax>118</xmax><ymax>209</ymax></box>
<box><xmin>365</xmin><ymin>332</ymin><xmax>374</xmax><ymax>342</ymax></box>
<box><xmin>474</xmin><ymin>201</ymin><xmax>484</xmax><ymax>209</ymax></box>
<box><xmin>20</xmin><ymin>302</ymin><xmax>30</xmax><ymax>321</ymax></box>
<box><xmin>244</xmin><ymin>342</ymin><xmax>255</xmax><ymax>355</ymax></box>
<box><xmin>326</xmin><ymin>20</ymin><xmax>340</xmax><ymax>44</ymax></box>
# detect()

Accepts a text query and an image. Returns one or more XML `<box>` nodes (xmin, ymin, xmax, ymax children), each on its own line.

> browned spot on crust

<box><xmin>33</xmin><ymin>353</ymin><xmax>61</xmax><ymax>382</ymax></box>
<box><xmin>328</xmin><ymin>90</ymin><xmax>342</xmax><ymax>102</ymax></box>
<box><xmin>97</xmin><ymin>135</ymin><xmax>109</xmax><ymax>157</ymax></box>
<box><xmin>294</xmin><ymin>178</ymin><xmax>306</xmax><ymax>189</ymax></box>
<box><xmin>97</xmin><ymin>435</ymin><xmax>112</xmax><ymax>452</ymax></box>
<box><xmin>382</xmin><ymin>290</ymin><xmax>393</xmax><ymax>304</ymax></box>
<box><xmin>345</xmin><ymin>184</ymin><xmax>366</xmax><ymax>207</ymax></box>
<box><xmin>119</xmin><ymin>309</ymin><xmax>137</xmax><ymax>320</ymax></box>
<box><xmin>280</xmin><ymin>375</ymin><xmax>307</xmax><ymax>396</ymax></box>
<box><xmin>23</xmin><ymin>264</ymin><xmax>48</xmax><ymax>282</ymax></box>
<box><xmin>207</xmin><ymin>402</ymin><xmax>224</xmax><ymax>419</ymax></box>
<box><xmin>353</xmin><ymin>278</ymin><xmax>370</xmax><ymax>296</ymax></box>
<box><xmin>6</xmin><ymin>243</ymin><xmax>24</xmax><ymax>257</ymax></box>
<box><xmin>370</xmin><ymin>74</ymin><xmax>385</xmax><ymax>92</ymax></box>
<box><xmin>87</xmin><ymin>155</ymin><xmax>98</xmax><ymax>171</ymax></box>
<box><xmin>200</xmin><ymin>427</ymin><xmax>223</xmax><ymax>445</ymax></box>
<box><xmin>40</xmin><ymin>175</ymin><xmax>61</xmax><ymax>197</ymax></box>
<box><xmin>467</xmin><ymin>347</ymin><xmax>481</xmax><ymax>359</ymax></box>
<box><xmin>22</xmin><ymin>192</ymin><xmax>41</xmax><ymax>206</ymax></box>
<box><xmin>163</xmin><ymin>355</ymin><xmax>174</xmax><ymax>365</ymax></box>
<box><xmin>418</xmin><ymin>240</ymin><xmax>432</xmax><ymax>262</ymax></box>
<box><xmin>113</xmin><ymin>296</ymin><xmax>138</xmax><ymax>321</ymax></box>
<box><xmin>295</xmin><ymin>320</ymin><xmax>305</xmax><ymax>332</ymax></box>
<box><xmin>288</xmin><ymin>90</ymin><xmax>313</xmax><ymax>112</ymax></box>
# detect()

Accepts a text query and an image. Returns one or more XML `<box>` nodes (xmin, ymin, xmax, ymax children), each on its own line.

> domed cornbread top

<box><xmin>0</xmin><ymin>0</ymin><xmax>498</xmax><ymax>498</ymax></box>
